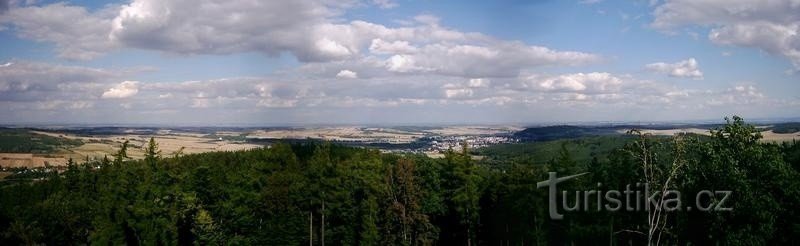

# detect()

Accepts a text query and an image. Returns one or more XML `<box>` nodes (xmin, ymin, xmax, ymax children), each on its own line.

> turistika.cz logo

<box><xmin>536</xmin><ymin>172</ymin><xmax>733</xmax><ymax>220</ymax></box>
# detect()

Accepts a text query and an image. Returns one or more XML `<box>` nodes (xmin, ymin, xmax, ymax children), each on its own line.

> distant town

<box><xmin>2</xmin><ymin>122</ymin><xmax>799</xmax><ymax>172</ymax></box>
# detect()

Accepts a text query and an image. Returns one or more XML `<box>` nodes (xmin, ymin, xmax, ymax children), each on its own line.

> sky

<box><xmin>0</xmin><ymin>0</ymin><xmax>798</xmax><ymax>125</ymax></box>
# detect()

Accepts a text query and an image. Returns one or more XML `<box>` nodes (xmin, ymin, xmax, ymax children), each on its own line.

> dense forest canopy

<box><xmin>0</xmin><ymin>129</ymin><xmax>82</xmax><ymax>153</ymax></box>
<box><xmin>1</xmin><ymin>117</ymin><xmax>799</xmax><ymax>245</ymax></box>
<box><xmin>771</xmin><ymin>122</ymin><xmax>800</xmax><ymax>134</ymax></box>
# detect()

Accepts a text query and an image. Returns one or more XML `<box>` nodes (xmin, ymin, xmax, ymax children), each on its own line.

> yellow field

<box><xmin>248</xmin><ymin>127</ymin><xmax>424</xmax><ymax>143</ymax></box>
<box><xmin>5</xmin><ymin>125</ymin><xmax>797</xmax><ymax>168</ymax></box>
<box><xmin>760</xmin><ymin>130</ymin><xmax>800</xmax><ymax>142</ymax></box>
<box><xmin>621</xmin><ymin>128</ymin><xmax>799</xmax><ymax>142</ymax></box>
<box><xmin>0</xmin><ymin>153</ymin><xmax>68</xmax><ymax>168</ymax></box>
<box><xmin>9</xmin><ymin>130</ymin><xmax>262</xmax><ymax>166</ymax></box>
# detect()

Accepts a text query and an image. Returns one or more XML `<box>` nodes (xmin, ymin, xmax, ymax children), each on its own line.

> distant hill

<box><xmin>479</xmin><ymin>135</ymin><xmax>637</xmax><ymax>166</ymax></box>
<box><xmin>770</xmin><ymin>122</ymin><xmax>800</xmax><ymax>133</ymax></box>
<box><xmin>511</xmin><ymin>123</ymin><xmax>728</xmax><ymax>142</ymax></box>
<box><xmin>512</xmin><ymin>125</ymin><xmax>618</xmax><ymax>142</ymax></box>
<box><xmin>0</xmin><ymin>128</ymin><xmax>82</xmax><ymax>153</ymax></box>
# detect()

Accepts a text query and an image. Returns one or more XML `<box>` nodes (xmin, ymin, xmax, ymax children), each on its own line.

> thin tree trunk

<box><xmin>609</xmin><ymin>216</ymin><xmax>614</xmax><ymax>246</ymax></box>
<box><xmin>467</xmin><ymin>227</ymin><xmax>471</xmax><ymax>246</ymax></box>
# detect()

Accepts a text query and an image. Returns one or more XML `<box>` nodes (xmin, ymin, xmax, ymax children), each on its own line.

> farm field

<box><xmin>2</xmin><ymin>123</ymin><xmax>798</xmax><ymax>168</ymax></box>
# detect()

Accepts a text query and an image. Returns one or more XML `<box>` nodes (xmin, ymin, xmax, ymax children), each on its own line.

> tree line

<box><xmin>1</xmin><ymin>116</ymin><xmax>799</xmax><ymax>245</ymax></box>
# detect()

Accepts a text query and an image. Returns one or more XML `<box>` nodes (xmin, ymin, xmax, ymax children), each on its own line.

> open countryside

<box><xmin>2</xmin><ymin>123</ymin><xmax>799</xmax><ymax>169</ymax></box>
<box><xmin>2</xmin><ymin>0</ymin><xmax>800</xmax><ymax>245</ymax></box>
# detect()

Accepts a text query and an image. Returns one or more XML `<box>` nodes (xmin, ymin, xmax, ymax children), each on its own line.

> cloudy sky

<box><xmin>0</xmin><ymin>0</ymin><xmax>798</xmax><ymax>125</ymax></box>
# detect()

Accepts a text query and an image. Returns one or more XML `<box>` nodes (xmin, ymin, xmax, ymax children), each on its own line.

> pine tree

<box><xmin>113</xmin><ymin>140</ymin><xmax>130</xmax><ymax>166</ymax></box>
<box><xmin>144</xmin><ymin>137</ymin><xmax>161</xmax><ymax>169</ymax></box>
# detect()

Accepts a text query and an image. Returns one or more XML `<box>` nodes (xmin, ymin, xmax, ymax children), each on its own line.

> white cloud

<box><xmin>413</xmin><ymin>15</ymin><xmax>440</xmax><ymax>26</ymax></box>
<box><xmin>1</xmin><ymin>60</ymin><xmax>797</xmax><ymax>124</ymax></box>
<box><xmin>1</xmin><ymin>0</ymin><xmax>599</xmax><ymax>75</ymax></box>
<box><xmin>0</xmin><ymin>3</ymin><xmax>118</xmax><ymax>60</ymax></box>
<box><xmin>651</xmin><ymin>0</ymin><xmax>800</xmax><ymax>70</ymax></box>
<box><xmin>380</xmin><ymin>43</ymin><xmax>598</xmax><ymax>77</ymax></box>
<box><xmin>293</xmin><ymin>18</ymin><xmax>599</xmax><ymax>77</ymax></box>
<box><xmin>369</xmin><ymin>39</ymin><xmax>417</xmax><ymax>54</ymax></box>
<box><xmin>539</xmin><ymin>76</ymin><xmax>587</xmax><ymax>91</ymax></box>
<box><xmin>532</xmin><ymin>72</ymin><xmax>623</xmax><ymax>92</ymax></box>
<box><xmin>705</xmin><ymin>84</ymin><xmax>765</xmax><ymax>106</ymax></box>
<box><xmin>468</xmin><ymin>78</ymin><xmax>490</xmax><ymax>88</ymax></box>
<box><xmin>386</xmin><ymin>54</ymin><xmax>421</xmax><ymax>72</ymax></box>
<box><xmin>258</xmin><ymin>98</ymin><xmax>298</xmax><ymax>108</ymax></box>
<box><xmin>109</xmin><ymin>0</ymin><xmax>344</xmax><ymax>62</ymax></box>
<box><xmin>730</xmin><ymin>85</ymin><xmax>763</xmax><ymax>97</ymax></box>
<box><xmin>0</xmin><ymin>61</ymin><xmax>116</xmax><ymax>95</ymax></box>
<box><xmin>36</xmin><ymin>100</ymin><xmax>94</xmax><ymax>110</ymax></box>
<box><xmin>645</xmin><ymin>58</ymin><xmax>703</xmax><ymax>79</ymax></box>
<box><xmin>314</xmin><ymin>38</ymin><xmax>355</xmax><ymax>59</ymax></box>
<box><xmin>444</xmin><ymin>88</ymin><xmax>474</xmax><ymax>99</ymax></box>
<box><xmin>336</xmin><ymin>69</ymin><xmax>358</xmax><ymax>79</ymax></box>
<box><xmin>102</xmin><ymin>81</ymin><xmax>139</xmax><ymax>99</ymax></box>
<box><xmin>0</xmin><ymin>61</ymin><xmax>123</xmax><ymax>112</ymax></box>
<box><xmin>665</xmin><ymin>90</ymin><xmax>689</xmax><ymax>98</ymax></box>
<box><xmin>191</xmin><ymin>98</ymin><xmax>210</xmax><ymax>108</ymax></box>
<box><xmin>555</xmin><ymin>93</ymin><xmax>589</xmax><ymax>101</ymax></box>
<box><xmin>708</xmin><ymin>21</ymin><xmax>800</xmax><ymax>68</ymax></box>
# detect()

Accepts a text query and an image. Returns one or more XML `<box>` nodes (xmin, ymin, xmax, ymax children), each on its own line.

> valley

<box><xmin>2</xmin><ymin>122</ymin><xmax>798</xmax><ymax>168</ymax></box>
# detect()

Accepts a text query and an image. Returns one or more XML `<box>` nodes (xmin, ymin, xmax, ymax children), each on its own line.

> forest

<box><xmin>1</xmin><ymin>116</ymin><xmax>799</xmax><ymax>245</ymax></box>
<box><xmin>0</xmin><ymin>129</ymin><xmax>82</xmax><ymax>153</ymax></box>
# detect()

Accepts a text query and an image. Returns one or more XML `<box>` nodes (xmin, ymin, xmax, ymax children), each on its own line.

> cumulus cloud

<box><xmin>705</xmin><ymin>85</ymin><xmax>765</xmax><ymax>106</ymax></box>
<box><xmin>380</xmin><ymin>42</ymin><xmax>599</xmax><ymax>77</ymax></box>
<box><xmin>0</xmin><ymin>61</ymin><xmax>124</xmax><ymax>113</ymax></box>
<box><xmin>102</xmin><ymin>81</ymin><xmax>139</xmax><ymax>98</ymax></box>
<box><xmin>645</xmin><ymin>58</ymin><xmax>703</xmax><ymax>78</ymax></box>
<box><xmin>444</xmin><ymin>88</ymin><xmax>474</xmax><ymax>99</ymax></box>
<box><xmin>468</xmin><ymin>78</ymin><xmax>490</xmax><ymax>88</ymax></box>
<box><xmin>1</xmin><ymin>0</ymin><xmax>352</xmax><ymax>61</ymax></box>
<box><xmin>531</xmin><ymin>72</ymin><xmax>624</xmax><ymax>93</ymax></box>
<box><xmin>386</xmin><ymin>55</ymin><xmax>421</xmax><ymax>73</ymax></box>
<box><xmin>0</xmin><ymin>3</ymin><xmax>118</xmax><ymax>60</ymax></box>
<box><xmin>0</xmin><ymin>61</ymin><xmax>116</xmax><ymax>96</ymax></box>
<box><xmin>369</xmin><ymin>39</ymin><xmax>417</xmax><ymax>54</ymax></box>
<box><xmin>1</xmin><ymin>60</ymin><xmax>797</xmax><ymax>124</ymax></box>
<box><xmin>107</xmin><ymin>0</ymin><xmax>357</xmax><ymax>62</ymax></box>
<box><xmin>1</xmin><ymin>0</ymin><xmax>599</xmax><ymax>75</ymax></box>
<box><xmin>651</xmin><ymin>0</ymin><xmax>800</xmax><ymax>70</ymax></box>
<box><xmin>336</xmin><ymin>69</ymin><xmax>358</xmax><ymax>79</ymax></box>
<box><xmin>36</xmin><ymin>100</ymin><xmax>94</xmax><ymax>110</ymax></box>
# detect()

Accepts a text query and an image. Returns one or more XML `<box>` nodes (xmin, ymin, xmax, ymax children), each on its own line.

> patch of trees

<box><xmin>0</xmin><ymin>129</ymin><xmax>82</xmax><ymax>153</ymax></box>
<box><xmin>513</xmin><ymin>125</ymin><xmax>614</xmax><ymax>142</ymax></box>
<box><xmin>771</xmin><ymin>122</ymin><xmax>800</xmax><ymax>134</ymax></box>
<box><xmin>0</xmin><ymin>117</ymin><xmax>799</xmax><ymax>245</ymax></box>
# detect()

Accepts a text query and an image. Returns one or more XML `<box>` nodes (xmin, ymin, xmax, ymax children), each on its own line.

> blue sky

<box><xmin>0</xmin><ymin>0</ymin><xmax>798</xmax><ymax>125</ymax></box>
